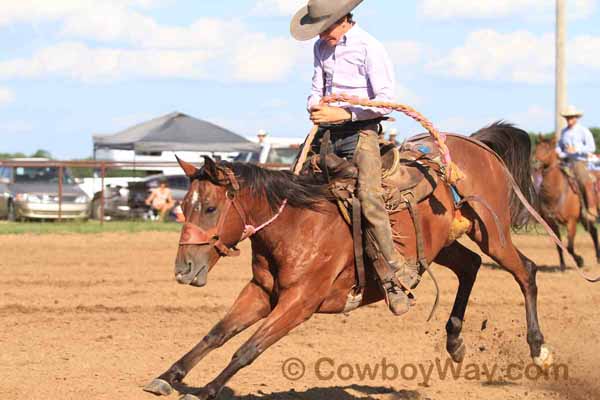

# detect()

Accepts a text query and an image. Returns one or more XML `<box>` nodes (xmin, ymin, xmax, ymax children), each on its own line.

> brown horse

<box><xmin>533</xmin><ymin>136</ymin><xmax>600</xmax><ymax>270</ymax></box>
<box><xmin>144</xmin><ymin>123</ymin><xmax>554</xmax><ymax>400</ymax></box>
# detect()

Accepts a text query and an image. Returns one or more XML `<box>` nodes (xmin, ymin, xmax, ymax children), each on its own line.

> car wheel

<box><xmin>7</xmin><ymin>201</ymin><xmax>17</xmax><ymax>222</ymax></box>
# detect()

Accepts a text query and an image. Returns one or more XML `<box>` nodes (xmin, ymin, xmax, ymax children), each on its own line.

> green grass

<box><xmin>0</xmin><ymin>220</ymin><xmax>182</xmax><ymax>235</ymax></box>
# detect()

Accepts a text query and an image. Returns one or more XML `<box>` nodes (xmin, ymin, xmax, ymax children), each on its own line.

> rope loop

<box><xmin>321</xmin><ymin>94</ymin><xmax>464</xmax><ymax>184</ymax></box>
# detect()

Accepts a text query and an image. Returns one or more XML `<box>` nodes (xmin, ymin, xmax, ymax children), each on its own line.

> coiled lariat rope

<box><xmin>321</xmin><ymin>94</ymin><xmax>465</xmax><ymax>184</ymax></box>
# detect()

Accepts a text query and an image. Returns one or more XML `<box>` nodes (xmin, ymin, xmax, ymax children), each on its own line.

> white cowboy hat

<box><xmin>290</xmin><ymin>0</ymin><xmax>364</xmax><ymax>41</ymax></box>
<box><xmin>561</xmin><ymin>105</ymin><xmax>584</xmax><ymax>118</ymax></box>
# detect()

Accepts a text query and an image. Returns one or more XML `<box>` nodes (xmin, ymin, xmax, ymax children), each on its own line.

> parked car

<box><xmin>91</xmin><ymin>174</ymin><xmax>189</xmax><ymax>220</ymax></box>
<box><xmin>0</xmin><ymin>162</ymin><xmax>91</xmax><ymax>221</ymax></box>
<box><xmin>90</xmin><ymin>185</ymin><xmax>131</xmax><ymax>220</ymax></box>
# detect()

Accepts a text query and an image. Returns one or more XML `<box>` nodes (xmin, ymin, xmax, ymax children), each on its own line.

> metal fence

<box><xmin>0</xmin><ymin>160</ymin><xmax>287</xmax><ymax>223</ymax></box>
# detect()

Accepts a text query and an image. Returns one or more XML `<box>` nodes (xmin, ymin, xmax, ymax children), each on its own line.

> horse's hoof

<box><xmin>576</xmin><ymin>257</ymin><xmax>585</xmax><ymax>268</ymax></box>
<box><xmin>180</xmin><ymin>395</ymin><xmax>202</xmax><ymax>400</ymax></box>
<box><xmin>450</xmin><ymin>341</ymin><xmax>467</xmax><ymax>363</ymax></box>
<box><xmin>533</xmin><ymin>344</ymin><xmax>554</xmax><ymax>370</ymax></box>
<box><xmin>143</xmin><ymin>379</ymin><xmax>173</xmax><ymax>396</ymax></box>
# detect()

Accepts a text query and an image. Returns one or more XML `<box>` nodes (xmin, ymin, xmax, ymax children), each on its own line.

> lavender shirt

<box><xmin>307</xmin><ymin>24</ymin><xmax>396</xmax><ymax>122</ymax></box>
<box><xmin>556</xmin><ymin>123</ymin><xmax>596</xmax><ymax>162</ymax></box>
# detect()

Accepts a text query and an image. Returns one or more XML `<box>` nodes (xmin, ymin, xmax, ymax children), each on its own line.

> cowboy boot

<box><xmin>381</xmin><ymin>254</ymin><xmax>421</xmax><ymax>316</ymax></box>
<box><xmin>372</xmin><ymin>240</ymin><xmax>421</xmax><ymax>316</ymax></box>
<box><xmin>584</xmin><ymin>181</ymin><xmax>598</xmax><ymax>222</ymax></box>
<box><xmin>354</xmin><ymin>127</ymin><xmax>421</xmax><ymax>316</ymax></box>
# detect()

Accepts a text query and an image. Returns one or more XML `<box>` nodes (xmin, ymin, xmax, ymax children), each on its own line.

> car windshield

<box><xmin>13</xmin><ymin>167</ymin><xmax>75</xmax><ymax>184</ymax></box>
<box><xmin>267</xmin><ymin>147</ymin><xmax>299</xmax><ymax>165</ymax></box>
<box><xmin>234</xmin><ymin>151</ymin><xmax>260</xmax><ymax>163</ymax></box>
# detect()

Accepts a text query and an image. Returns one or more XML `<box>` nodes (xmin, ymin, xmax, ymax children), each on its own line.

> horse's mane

<box><xmin>194</xmin><ymin>162</ymin><xmax>329</xmax><ymax>211</ymax></box>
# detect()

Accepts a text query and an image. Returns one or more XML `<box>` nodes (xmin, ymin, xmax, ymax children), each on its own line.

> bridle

<box><xmin>178</xmin><ymin>167</ymin><xmax>287</xmax><ymax>257</ymax></box>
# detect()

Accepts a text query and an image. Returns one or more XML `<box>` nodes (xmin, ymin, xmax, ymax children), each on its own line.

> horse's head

<box><xmin>174</xmin><ymin>156</ymin><xmax>247</xmax><ymax>287</ymax></box>
<box><xmin>533</xmin><ymin>135</ymin><xmax>558</xmax><ymax>169</ymax></box>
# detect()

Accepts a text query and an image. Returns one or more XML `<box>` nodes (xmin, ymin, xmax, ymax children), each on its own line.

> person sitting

<box><xmin>556</xmin><ymin>105</ymin><xmax>598</xmax><ymax>221</ymax></box>
<box><xmin>145</xmin><ymin>179</ymin><xmax>175</xmax><ymax>222</ymax></box>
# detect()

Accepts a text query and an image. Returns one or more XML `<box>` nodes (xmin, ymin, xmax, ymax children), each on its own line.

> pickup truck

<box><xmin>234</xmin><ymin>141</ymin><xmax>302</xmax><ymax>167</ymax></box>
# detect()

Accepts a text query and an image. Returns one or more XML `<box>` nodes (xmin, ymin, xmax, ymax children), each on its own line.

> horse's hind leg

<box><xmin>435</xmin><ymin>242</ymin><xmax>481</xmax><ymax>363</ymax></box>
<box><xmin>547</xmin><ymin>219</ymin><xmax>566</xmax><ymax>271</ymax></box>
<box><xmin>567</xmin><ymin>218</ymin><xmax>584</xmax><ymax>267</ymax></box>
<box><xmin>586</xmin><ymin>222</ymin><xmax>600</xmax><ymax>263</ymax></box>
<box><xmin>471</xmin><ymin>225</ymin><xmax>552</xmax><ymax>368</ymax></box>
<box><xmin>144</xmin><ymin>281</ymin><xmax>271</xmax><ymax>396</ymax></box>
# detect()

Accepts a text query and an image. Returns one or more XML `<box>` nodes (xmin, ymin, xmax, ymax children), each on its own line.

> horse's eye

<box><xmin>206</xmin><ymin>206</ymin><xmax>217</xmax><ymax>214</ymax></box>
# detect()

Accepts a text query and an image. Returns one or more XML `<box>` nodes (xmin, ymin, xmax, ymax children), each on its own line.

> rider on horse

<box><xmin>290</xmin><ymin>0</ymin><xmax>421</xmax><ymax>316</ymax></box>
<box><xmin>556</xmin><ymin>105</ymin><xmax>598</xmax><ymax>221</ymax></box>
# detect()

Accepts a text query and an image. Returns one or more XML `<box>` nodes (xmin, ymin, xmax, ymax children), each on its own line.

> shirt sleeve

<box><xmin>344</xmin><ymin>40</ymin><xmax>396</xmax><ymax>121</ymax></box>
<box><xmin>583</xmin><ymin>127</ymin><xmax>596</xmax><ymax>154</ymax></box>
<box><xmin>555</xmin><ymin>136</ymin><xmax>567</xmax><ymax>159</ymax></box>
<box><xmin>307</xmin><ymin>41</ymin><xmax>324</xmax><ymax>112</ymax></box>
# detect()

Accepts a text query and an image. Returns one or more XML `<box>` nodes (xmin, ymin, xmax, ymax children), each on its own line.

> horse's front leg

<box><xmin>181</xmin><ymin>286</ymin><xmax>322</xmax><ymax>400</ymax></box>
<box><xmin>567</xmin><ymin>218</ymin><xmax>584</xmax><ymax>267</ymax></box>
<box><xmin>144</xmin><ymin>281</ymin><xmax>272</xmax><ymax>396</ymax></box>
<box><xmin>547</xmin><ymin>219</ymin><xmax>566</xmax><ymax>271</ymax></box>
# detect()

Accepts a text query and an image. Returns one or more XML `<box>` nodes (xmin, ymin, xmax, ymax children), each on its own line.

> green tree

<box><xmin>30</xmin><ymin>149</ymin><xmax>53</xmax><ymax>159</ymax></box>
<box><xmin>590</xmin><ymin>128</ymin><xmax>600</xmax><ymax>151</ymax></box>
<box><xmin>0</xmin><ymin>152</ymin><xmax>26</xmax><ymax>160</ymax></box>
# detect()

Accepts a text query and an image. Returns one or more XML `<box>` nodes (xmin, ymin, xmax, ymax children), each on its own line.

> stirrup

<box><xmin>381</xmin><ymin>281</ymin><xmax>413</xmax><ymax>316</ymax></box>
<box><xmin>382</xmin><ymin>279</ymin><xmax>416</xmax><ymax>304</ymax></box>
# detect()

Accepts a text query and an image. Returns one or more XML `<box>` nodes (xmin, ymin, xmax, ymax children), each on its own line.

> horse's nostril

<box><xmin>176</xmin><ymin>261</ymin><xmax>193</xmax><ymax>277</ymax></box>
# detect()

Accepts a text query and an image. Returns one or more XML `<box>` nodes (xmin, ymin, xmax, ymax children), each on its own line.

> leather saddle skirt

<box><xmin>303</xmin><ymin>139</ymin><xmax>443</xmax><ymax>213</ymax></box>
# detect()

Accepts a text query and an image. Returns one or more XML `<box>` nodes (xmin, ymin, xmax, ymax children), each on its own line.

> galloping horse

<box><xmin>533</xmin><ymin>136</ymin><xmax>600</xmax><ymax>270</ymax></box>
<box><xmin>145</xmin><ymin>123</ymin><xmax>554</xmax><ymax>400</ymax></box>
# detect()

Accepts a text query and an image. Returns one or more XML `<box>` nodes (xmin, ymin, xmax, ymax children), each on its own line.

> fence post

<box><xmin>58</xmin><ymin>165</ymin><xmax>63</xmax><ymax>221</ymax></box>
<box><xmin>100</xmin><ymin>163</ymin><xmax>106</xmax><ymax>225</ymax></box>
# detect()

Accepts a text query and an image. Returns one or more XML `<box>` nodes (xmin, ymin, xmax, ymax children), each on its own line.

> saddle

<box><xmin>559</xmin><ymin>164</ymin><xmax>580</xmax><ymax>194</ymax></box>
<box><xmin>304</xmin><ymin>141</ymin><xmax>443</xmax><ymax>217</ymax></box>
<box><xmin>300</xmin><ymin>137</ymin><xmax>455</xmax><ymax>313</ymax></box>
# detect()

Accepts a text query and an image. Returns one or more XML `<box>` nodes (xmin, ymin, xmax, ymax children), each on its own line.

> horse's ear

<box><xmin>550</xmin><ymin>135</ymin><xmax>557</xmax><ymax>145</ymax></box>
<box><xmin>176</xmin><ymin>155</ymin><xmax>198</xmax><ymax>178</ymax></box>
<box><xmin>202</xmin><ymin>156</ymin><xmax>219</xmax><ymax>179</ymax></box>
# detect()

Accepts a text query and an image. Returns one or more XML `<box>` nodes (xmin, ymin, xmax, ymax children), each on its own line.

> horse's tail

<box><xmin>471</xmin><ymin>121</ymin><xmax>538</xmax><ymax>228</ymax></box>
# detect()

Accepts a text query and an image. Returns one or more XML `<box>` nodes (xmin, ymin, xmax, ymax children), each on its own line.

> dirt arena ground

<box><xmin>1</xmin><ymin>231</ymin><xmax>600</xmax><ymax>400</ymax></box>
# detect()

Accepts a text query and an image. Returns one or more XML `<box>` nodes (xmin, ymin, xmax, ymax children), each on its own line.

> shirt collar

<box><xmin>339</xmin><ymin>23</ymin><xmax>359</xmax><ymax>46</ymax></box>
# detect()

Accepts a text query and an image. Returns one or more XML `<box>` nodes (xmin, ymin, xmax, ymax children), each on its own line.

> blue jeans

<box><xmin>312</xmin><ymin>123</ymin><xmax>399</xmax><ymax>264</ymax></box>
